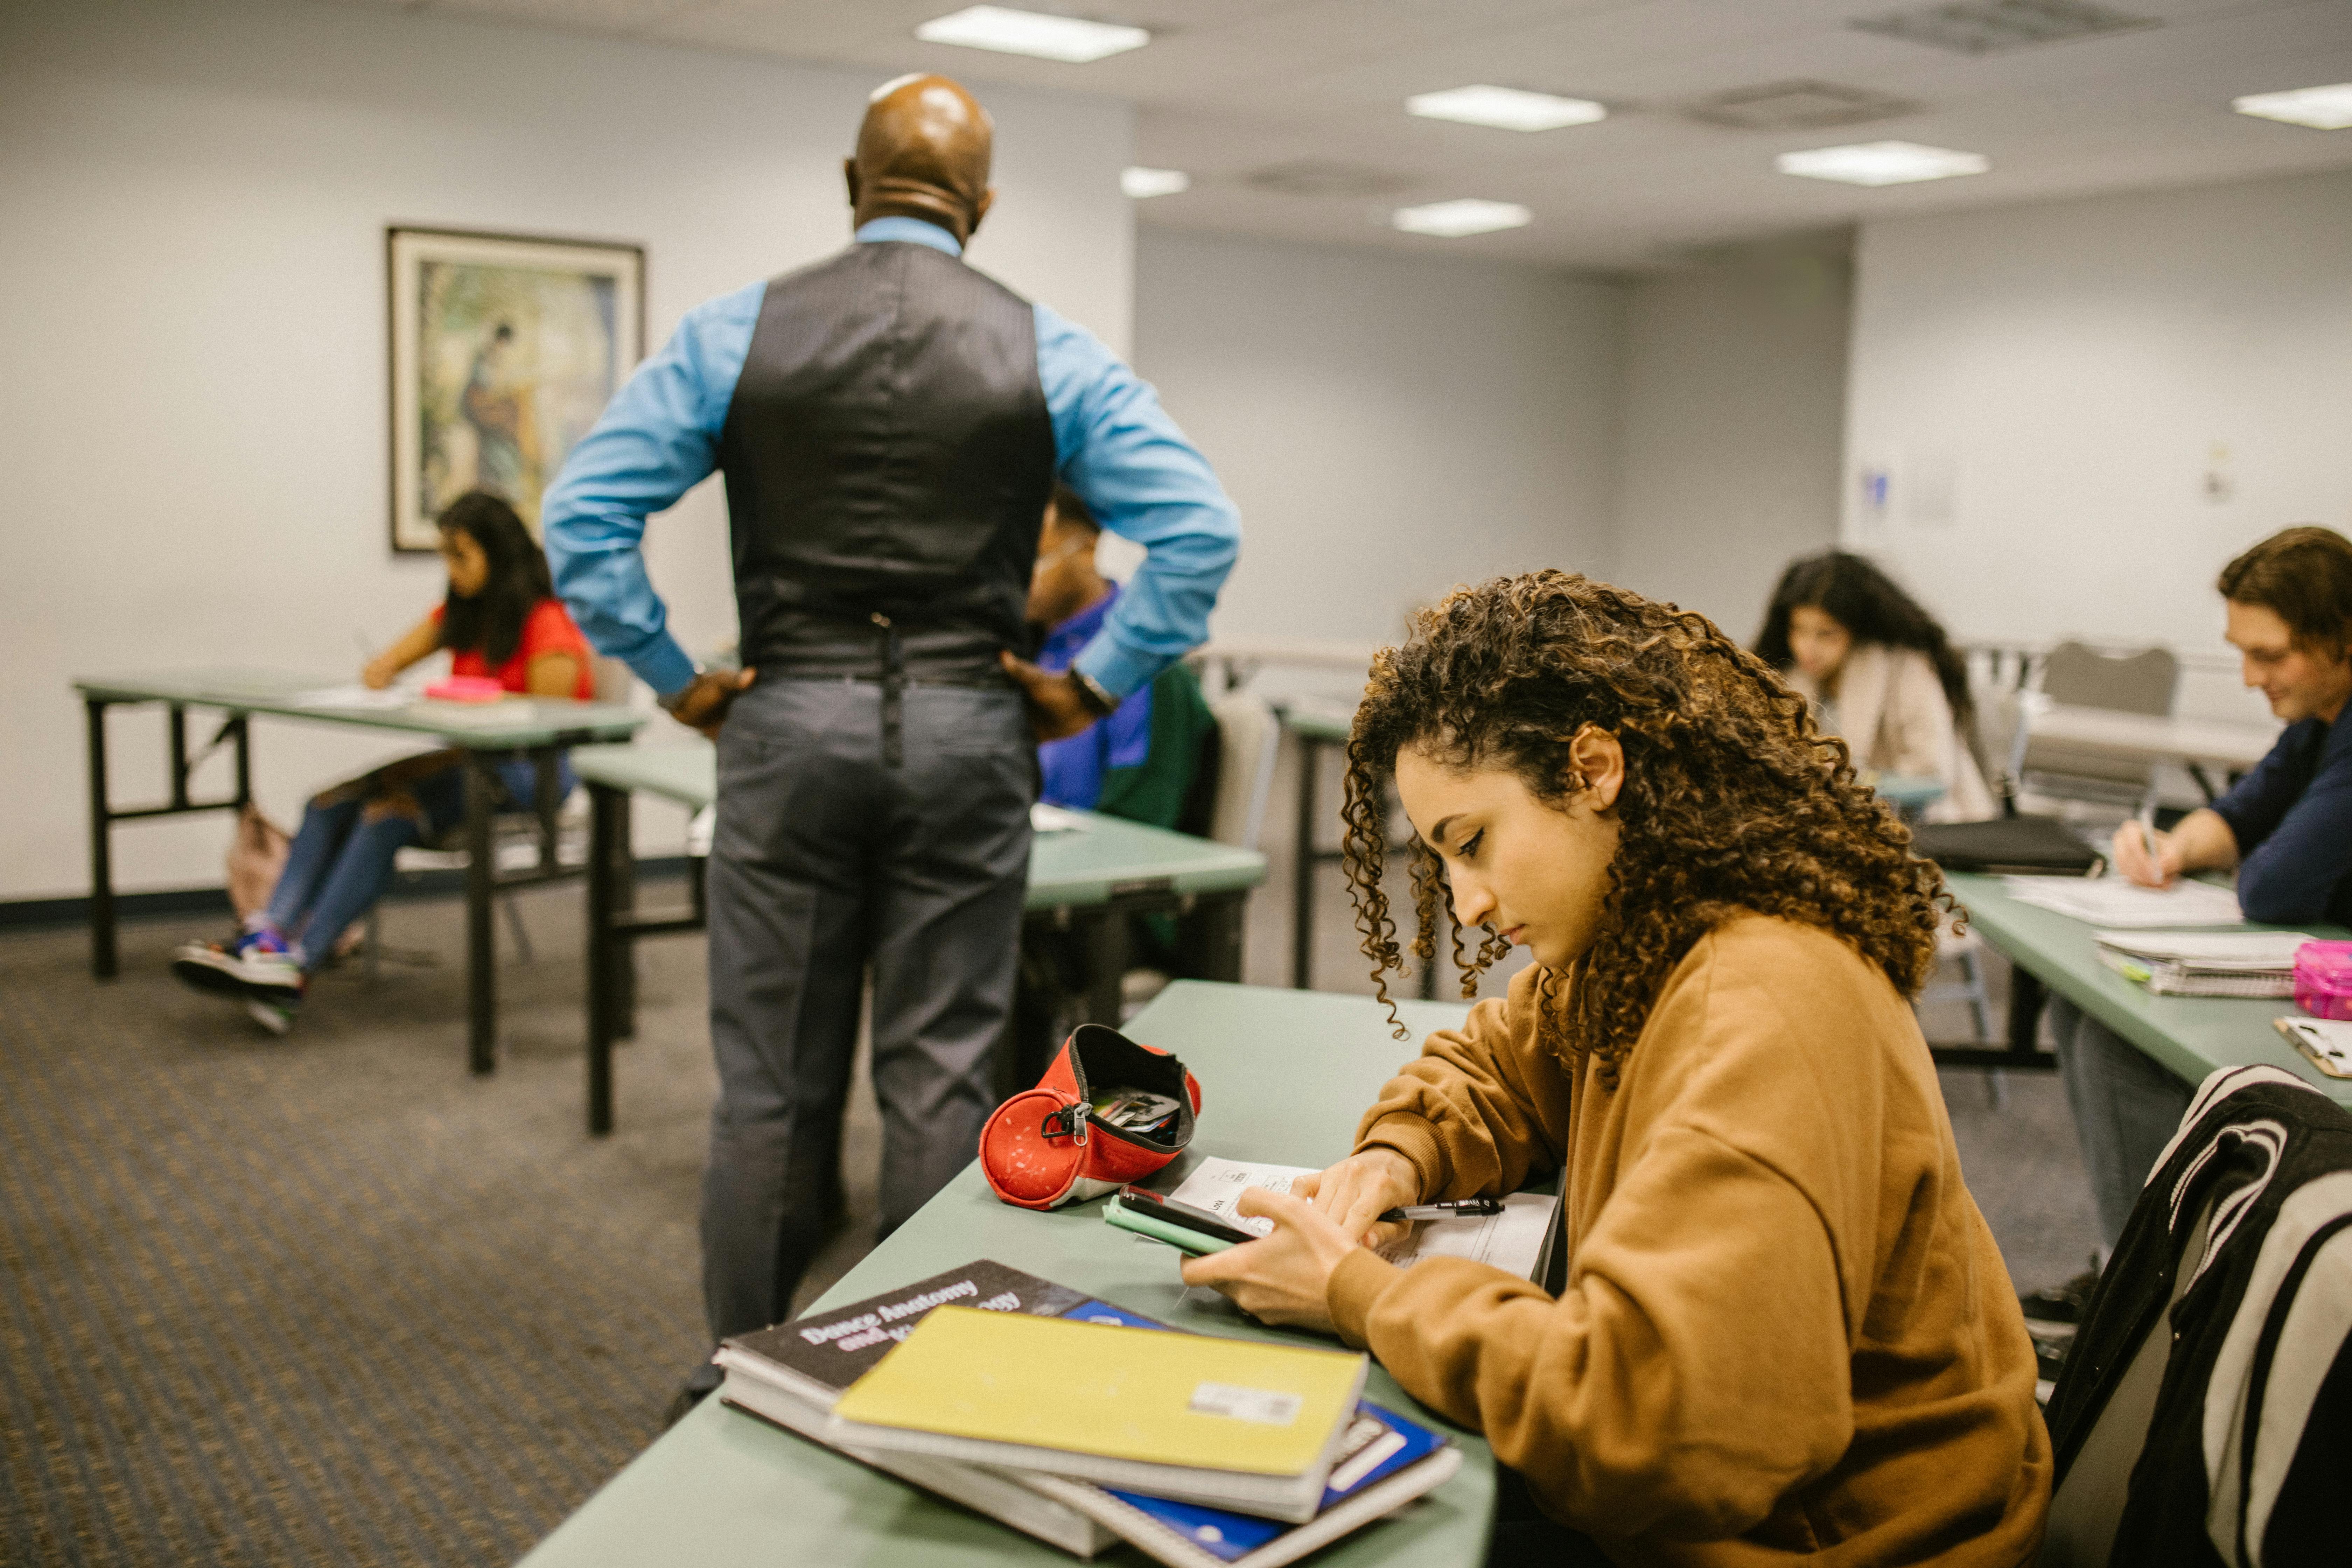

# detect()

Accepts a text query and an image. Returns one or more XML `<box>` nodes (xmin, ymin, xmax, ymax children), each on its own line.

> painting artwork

<box><xmin>387</xmin><ymin>227</ymin><xmax>644</xmax><ymax>551</ymax></box>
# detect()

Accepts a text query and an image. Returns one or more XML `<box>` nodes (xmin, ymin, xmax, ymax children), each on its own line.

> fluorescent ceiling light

<box><xmin>1392</xmin><ymin>199</ymin><xmax>1532</xmax><ymax>238</ymax></box>
<box><xmin>1775</xmin><ymin>140</ymin><xmax>1989</xmax><ymax>186</ymax></box>
<box><xmin>1406</xmin><ymin>85</ymin><xmax>1606</xmax><ymax>132</ymax></box>
<box><xmin>2232</xmin><ymin>82</ymin><xmax>2352</xmax><ymax>130</ymax></box>
<box><xmin>914</xmin><ymin>6</ymin><xmax>1149</xmax><ymax>63</ymax></box>
<box><xmin>1121</xmin><ymin>167</ymin><xmax>1190</xmax><ymax>199</ymax></box>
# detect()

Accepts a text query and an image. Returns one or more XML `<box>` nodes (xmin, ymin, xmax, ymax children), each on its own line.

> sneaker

<box><xmin>172</xmin><ymin>929</ymin><xmax>302</xmax><ymax>1000</ymax></box>
<box><xmin>2019</xmin><ymin>1259</ymin><xmax>2102</xmax><ymax>1339</ymax></box>
<box><xmin>245</xmin><ymin>987</ymin><xmax>302</xmax><ymax>1036</ymax></box>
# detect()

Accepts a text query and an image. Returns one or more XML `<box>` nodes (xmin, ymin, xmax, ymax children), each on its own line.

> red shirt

<box><xmin>432</xmin><ymin>598</ymin><xmax>595</xmax><ymax>699</ymax></box>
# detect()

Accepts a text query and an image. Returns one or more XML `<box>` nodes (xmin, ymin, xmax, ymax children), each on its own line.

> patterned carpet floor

<box><xmin>1</xmin><ymin>866</ymin><xmax>2096</xmax><ymax>1567</ymax></box>
<box><xmin>0</xmin><ymin>888</ymin><xmax>880</xmax><ymax>1568</ymax></box>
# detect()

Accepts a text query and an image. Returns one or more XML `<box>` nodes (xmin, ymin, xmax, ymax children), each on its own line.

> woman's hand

<box><xmin>1178</xmin><ymin>1188</ymin><xmax>1364</xmax><ymax>1335</ymax></box>
<box><xmin>361</xmin><ymin>652</ymin><xmax>402</xmax><ymax>690</ymax></box>
<box><xmin>1293</xmin><ymin>1147</ymin><xmax>1421</xmax><ymax>1242</ymax></box>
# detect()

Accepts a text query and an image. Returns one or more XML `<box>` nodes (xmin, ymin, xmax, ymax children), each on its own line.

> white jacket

<box><xmin>1785</xmin><ymin>642</ymin><xmax>1997</xmax><ymax>823</ymax></box>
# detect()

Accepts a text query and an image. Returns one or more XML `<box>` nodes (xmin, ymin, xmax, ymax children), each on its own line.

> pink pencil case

<box><xmin>2294</xmin><ymin>941</ymin><xmax>2352</xmax><ymax>1022</ymax></box>
<box><xmin>424</xmin><ymin>676</ymin><xmax>506</xmax><ymax>704</ymax></box>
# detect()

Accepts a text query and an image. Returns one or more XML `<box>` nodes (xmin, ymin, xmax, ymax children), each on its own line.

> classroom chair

<box><xmin>1205</xmin><ymin>692</ymin><xmax>1279</xmax><ymax>854</ymax></box>
<box><xmin>2010</xmin><ymin>642</ymin><xmax>2180</xmax><ymax>820</ymax></box>
<box><xmin>363</xmin><ymin>656</ymin><xmax>631</xmax><ymax>976</ymax></box>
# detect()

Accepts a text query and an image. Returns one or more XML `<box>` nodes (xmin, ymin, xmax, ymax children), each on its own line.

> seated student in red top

<box><xmin>171</xmin><ymin>491</ymin><xmax>594</xmax><ymax>1033</ymax></box>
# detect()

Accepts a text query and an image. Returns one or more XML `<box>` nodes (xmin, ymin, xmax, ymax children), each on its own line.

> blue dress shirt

<box><xmin>1035</xmin><ymin>583</ymin><xmax>1153</xmax><ymax>810</ymax></box>
<box><xmin>540</xmin><ymin>217</ymin><xmax>1239</xmax><ymax>700</ymax></box>
<box><xmin>2210</xmin><ymin>713</ymin><xmax>2352</xmax><ymax>925</ymax></box>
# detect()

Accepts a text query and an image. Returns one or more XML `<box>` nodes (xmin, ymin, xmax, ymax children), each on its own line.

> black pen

<box><xmin>1378</xmin><ymin>1198</ymin><xmax>1505</xmax><ymax>1223</ymax></box>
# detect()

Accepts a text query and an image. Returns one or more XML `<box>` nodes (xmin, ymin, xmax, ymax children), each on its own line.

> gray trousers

<box><xmin>2049</xmin><ymin>995</ymin><xmax>2195</xmax><ymax>1251</ymax></box>
<box><xmin>701</xmin><ymin>678</ymin><xmax>1032</xmax><ymax>1344</ymax></box>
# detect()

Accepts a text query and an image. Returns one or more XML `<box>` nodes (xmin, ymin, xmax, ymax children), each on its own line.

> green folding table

<box><xmin>73</xmin><ymin>668</ymin><xmax>644</xmax><ymax>1072</ymax></box>
<box><xmin>1943</xmin><ymin>871</ymin><xmax>2352</xmax><ymax>1104</ymax></box>
<box><xmin>518</xmin><ymin>979</ymin><xmax>1490</xmax><ymax>1568</ymax></box>
<box><xmin>569</xmin><ymin>743</ymin><xmax>1269</xmax><ymax>1134</ymax></box>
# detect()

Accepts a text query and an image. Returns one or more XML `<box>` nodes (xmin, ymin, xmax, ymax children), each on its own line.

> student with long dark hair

<box><xmin>1756</xmin><ymin>551</ymin><xmax>1995</xmax><ymax>821</ymax></box>
<box><xmin>171</xmin><ymin>491</ymin><xmax>593</xmax><ymax>1033</ymax></box>
<box><xmin>1181</xmin><ymin>573</ymin><xmax>2049</xmax><ymax>1568</ymax></box>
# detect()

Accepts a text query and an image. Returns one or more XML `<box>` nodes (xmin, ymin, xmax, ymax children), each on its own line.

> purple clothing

<box><xmin>1035</xmin><ymin>583</ymin><xmax>1152</xmax><ymax>810</ymax></box>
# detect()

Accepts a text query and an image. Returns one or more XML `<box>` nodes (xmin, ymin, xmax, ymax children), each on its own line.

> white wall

<box><xmin>1133</xmin><ymin>227</ymin><xmax>1624</xmax><ymax>673</ymax></box>
<box><xmin>0</xmin><ymin>0</ymin><xmax>1132</xmax><ymax>900</ymax></box>
<box><xmin>1844</xmin><ymin>168</ymin><xmax>2352</xmax><ymax>721</ymax></box>
<box><xmin>1609</xmin><ymin>243</ymin><xmax>1851</xmax><ymax>644</ymax></box>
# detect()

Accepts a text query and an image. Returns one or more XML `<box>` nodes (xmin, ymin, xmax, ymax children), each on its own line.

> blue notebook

<box><xmin>1054</xmin><ymin>1298</ymin><xmax>1453</xmax><ymax>1566</ymax></box>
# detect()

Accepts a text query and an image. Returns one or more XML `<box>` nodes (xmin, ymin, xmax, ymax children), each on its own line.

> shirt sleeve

<box><xmin>1035</xmin><ymin>304</ymin><xmax>1240</xmax><ymax>700</ymax></box>
<box><xmin>540</xmin><ymin>280</ymin><xmax>765</xmax><ymax>698</ymax></box>
<box><xmin>2219</xmin><ymin>724</ymin><xmax>2352</xmax><ymax>923</ymax></box>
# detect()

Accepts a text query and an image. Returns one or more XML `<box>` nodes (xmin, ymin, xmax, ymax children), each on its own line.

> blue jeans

<box><xmin>264</xmin><ymin>754</ymin><xmax>570</xmax><ymax>972</ymax></box>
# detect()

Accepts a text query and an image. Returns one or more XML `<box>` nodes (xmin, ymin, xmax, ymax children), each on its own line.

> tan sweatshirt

<box><xmin>1330</xmin><ymin>916</ymin><xmax>2050</xmax><ymax>1566</ymax></box>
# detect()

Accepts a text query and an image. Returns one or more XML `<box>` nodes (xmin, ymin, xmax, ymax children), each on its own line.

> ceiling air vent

<box><xmin>1849</xmin><ymin>0</ymin><xmax>2157</xmax><ymax>55</ymax></box>
<box><xmin>1240</xmin><ymin>161</ymin><xmax>1410</xmax><ymax>198</ymax></box>
<box><xmin>1684</xmin><ymin>80</ymin><xmax>1920</xmax><ymax>131</ymax></box>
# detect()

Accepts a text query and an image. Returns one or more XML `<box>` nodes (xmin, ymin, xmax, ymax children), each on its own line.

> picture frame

<box><xmin>386</xmin><ymin>226</ymin><xmax>645</xmax><ymax>552</ymax></box>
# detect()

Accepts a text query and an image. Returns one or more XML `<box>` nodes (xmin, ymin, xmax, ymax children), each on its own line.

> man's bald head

<box><xmin>845</xmin><ymin>74</ymin><xmax>996</xmax><ymax>243</ymax></box>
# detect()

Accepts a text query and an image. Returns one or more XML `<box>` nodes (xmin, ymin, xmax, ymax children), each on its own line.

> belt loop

<box><xmin>872</xmin><ymin>612</ymin><xmax>904</xmax><ymax>768</ymax></box>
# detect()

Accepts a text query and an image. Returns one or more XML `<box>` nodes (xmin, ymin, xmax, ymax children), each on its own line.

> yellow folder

<box><xmin>830</xmin><ymin>1306</ymin><xmax>1367</xmax><ymax>1479</ymax></box>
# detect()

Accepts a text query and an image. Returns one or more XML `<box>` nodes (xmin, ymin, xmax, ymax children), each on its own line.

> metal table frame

<box><xmin>76</xmin><ymin>671</ymin><xmax>642</xmax><ymax>1073</ymax></box>
<box><xmin>574</xmin><ymin>746</ymin><xmax>1265</xmax><ymax>1135</ymax></box>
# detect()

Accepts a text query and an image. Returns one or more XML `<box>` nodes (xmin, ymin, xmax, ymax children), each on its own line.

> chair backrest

<box><xmin>1206</xmin><ymin>693</ymin><xmax>1279</xmax><ymax>851</ymax></box>
<box><xmin>2040</xmin><ymin>642</ymin><xmax>2178</xmax><ymax>715</ymax></box>
<box><xmin>2038</xmin><ymin>1195</ymin><xmax>2216</xmax><ymax>1568</ymax></box>
<box><xmin>2016</xmin><ymin>642</ymin><xmax>2180</xmax><ymax>805</ymax></box>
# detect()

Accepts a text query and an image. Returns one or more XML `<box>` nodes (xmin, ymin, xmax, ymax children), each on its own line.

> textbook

<box><xmin>826</xmin><ymin>1306</ymin><xmax>1368</xmax><ymax>1521</ymax></box>
<box><xmin>2094</xmin><ymin>930</ymin><xmax>2314</xmax><ymax>997</ymax></box>
<box><xmin>715</xmin><ymin>1261</ymin><xmax>1456</xmax><ymax>1562</ymax></box>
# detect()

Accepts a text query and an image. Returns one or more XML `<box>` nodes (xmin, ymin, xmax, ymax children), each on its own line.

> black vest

<box><xmin>718</xmin><ymin>240</ymin><xmax>1056</xmax><ymax>681</ymax></box>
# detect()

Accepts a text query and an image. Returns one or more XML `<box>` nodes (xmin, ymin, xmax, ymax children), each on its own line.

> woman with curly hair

<box><xmin>1182</xmin><ymin>572</ymin><xmax>2049</xmax><ymax>1567</ymax></box>
<box><xmin>1756</xmin><ymin>550</ymin><xmax>1996</xmax><ymax>821</ymax></box>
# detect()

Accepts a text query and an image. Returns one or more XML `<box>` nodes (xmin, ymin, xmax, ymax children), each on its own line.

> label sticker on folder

<box><xmin>1188</xmin><ymin>1382</ymin><xmax>1302</xmax><ymax>1426</ymax></box>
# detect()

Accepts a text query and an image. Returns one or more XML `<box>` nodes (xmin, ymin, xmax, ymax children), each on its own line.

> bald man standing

<box><xmin>542</xmin><ymin>76</ymin><xmax>1239</xmax><ymax>1415</ymax></box>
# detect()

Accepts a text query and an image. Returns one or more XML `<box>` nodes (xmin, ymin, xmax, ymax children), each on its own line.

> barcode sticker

<box><xmin>1188</xmin><ymin>1381</ymin><xmax>1302</xmax><ymax>1426</ymax></box>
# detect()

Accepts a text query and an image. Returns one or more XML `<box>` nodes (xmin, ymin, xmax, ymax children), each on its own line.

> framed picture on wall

<box><xmin>386</xmin><ymin>226</ymin><xmax>645</xmax><ymax>552</ymax></box>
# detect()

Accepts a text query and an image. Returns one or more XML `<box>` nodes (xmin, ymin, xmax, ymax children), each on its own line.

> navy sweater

<box><xmin>2211</xmin><ymin>713</ymin><xmax>2352</xmax><ymax>924</ymax></box>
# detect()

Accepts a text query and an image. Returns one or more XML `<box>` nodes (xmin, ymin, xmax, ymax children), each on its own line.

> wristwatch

<box><xmin>658</xmin><ymin>662</ymin><xmax>710</xmax><ymax>715</ymax></box>
<box><xmin>1068</xmin><ymin>668</ymin><xmax>1118</xmax><ymax>718</ymax></box>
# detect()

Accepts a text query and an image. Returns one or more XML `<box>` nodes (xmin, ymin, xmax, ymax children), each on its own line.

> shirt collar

<box><xmin>854</xmin><ymin>216</ymin><xmax>963</xmax><ymax>258</ymax></box>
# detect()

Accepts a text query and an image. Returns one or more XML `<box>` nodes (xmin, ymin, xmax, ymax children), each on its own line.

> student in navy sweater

<box><xmin>2054</xmin><ymin>526</ymin><xmax>2352</xmax><ymax>1248</ymax></box>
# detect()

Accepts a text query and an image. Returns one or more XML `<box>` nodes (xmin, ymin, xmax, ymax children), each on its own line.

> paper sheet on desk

<box><xmin>2001</xmin><ymin>875</ymin><xmax>2244</xmax><ymax>928</ymax></box>
<box><xmin>1030</xmin><ymin>803</ymin><xmax>1091</xmax><ymax>834</ymax></box>
<box><xmin>1165</xmin><ymin>1156</ymin><xmax>1556</xmax><ymax>1279</ymax></box>
<box><xmin>287</xmin><ymin>684</ymin><xmax>418</xmax><ymax>710</ymax></box>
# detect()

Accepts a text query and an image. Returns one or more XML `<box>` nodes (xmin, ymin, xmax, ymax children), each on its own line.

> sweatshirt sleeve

<box><xmin>1349</xmin><ymin>967</ymin><xmax>1570</xmax><ymax>1200</ymax></box>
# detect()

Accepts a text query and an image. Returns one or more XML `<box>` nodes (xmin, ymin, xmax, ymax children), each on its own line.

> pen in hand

<box><xmin>1378</xmin><ymin>1198</ymin><xmax>1505</xmax><ymax>1223</ymax></box>
<box><xmin>2134</xmin><ymin>809</ymin><xmax>2165</xmax><ymax>888</ymax></box>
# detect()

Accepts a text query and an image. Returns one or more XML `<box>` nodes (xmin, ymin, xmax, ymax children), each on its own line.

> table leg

<box><xmin>1080</xmin><ymin>912</ymin><xmax>1125</xmax><ymax>1028</ymax></box>
<box><xmin>1182</xmin><ymin>893</ymin><xmax>1245</xmax><ymax>983</ymax></box>
<box><xmin>1291</xmin><ymin>733</ymin><xmax>1321</xmax><ymax>990</ymax></box>
<box><xmin>586</xmin><ymin>781</ymin><xmax>620</xmax><ymax>1136</ymax></box>
<box><xmin>463</xmin><ymin>750</ymin><xmax>496</xmax><ymax>1075</ymax></box>
<box><xmin>2007</xmin><ymin>966</ymin><xmax>2046</xmax><ymax>1058</ymax></box>
<box><xmin>85</xmin><ymin>698</ymin><xmax>115</xmax><ymax>979</ymax></box>
<box><xmin>614</xmin><ymin>788</ymin><xmax>638</xmax><ymax>1037</ymax></box>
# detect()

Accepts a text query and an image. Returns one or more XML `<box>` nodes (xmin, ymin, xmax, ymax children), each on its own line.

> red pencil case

<box><xmin>2295</xmin><ymin>940</ymin><xmax>2352</xmax><ymax>1022</ymax></box>
<box><xmin>978</xmin><ymin>1024</ymin><xmax>1201</xmax><ymax>1211</ymax></box>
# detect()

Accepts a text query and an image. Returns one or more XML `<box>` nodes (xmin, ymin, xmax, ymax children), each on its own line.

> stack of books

<box><xmin>2093</xmin><ymin>929</ymin><xmax>2315</xmax><ymax>998</ymax></box>
<box><xmin>714</xmin><ymin>1260</ymin><xmax>1460</xmax><ymax>1567</ymax></box>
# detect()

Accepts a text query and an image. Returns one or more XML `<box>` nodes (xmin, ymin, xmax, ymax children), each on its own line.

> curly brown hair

<box><xmin>1342</xmin><ymin>571</ymin><xmax>1950</xmax><ymax>1084</ymax></box>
